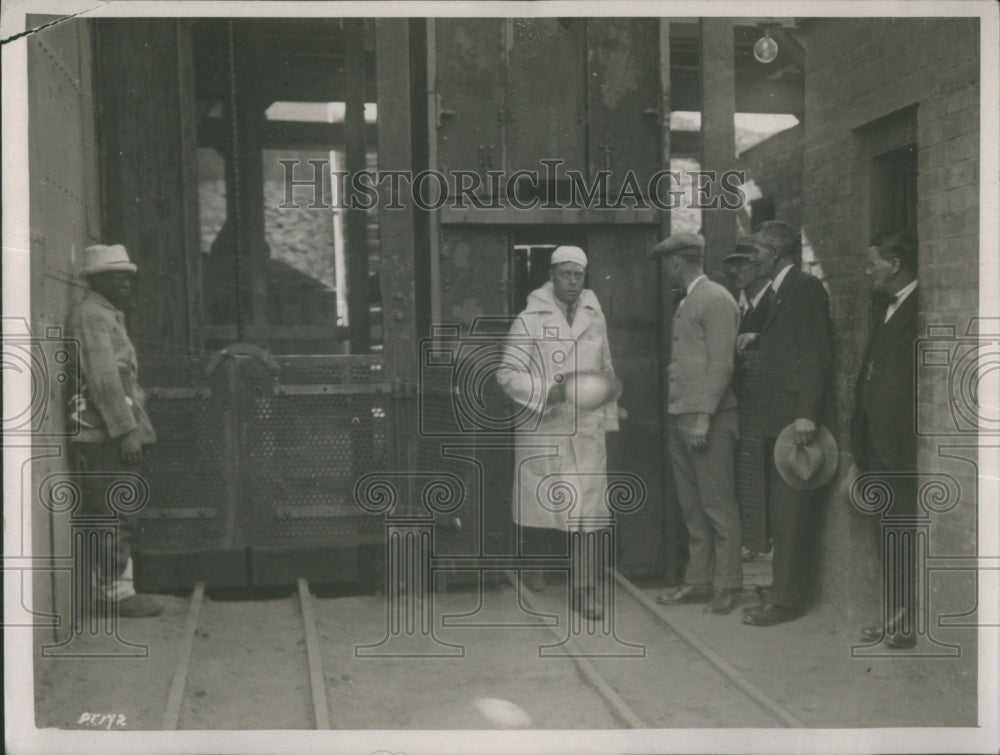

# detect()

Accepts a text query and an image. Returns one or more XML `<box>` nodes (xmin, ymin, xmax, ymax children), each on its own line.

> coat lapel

<box><xmin>760</xmin><ymin>267</ymin><xmax>796</xmax><ymax>333</ymax></box>
<box><xmin>868</xmin><ymin>290</ymin><xmax>918</xmax><ymax>365</ymax></box>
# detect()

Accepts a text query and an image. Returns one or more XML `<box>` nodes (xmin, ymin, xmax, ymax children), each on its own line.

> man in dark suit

<box><xmin>850</xmin><ymin>231</ymin><xmax>919</xmax><ymax>648</ymax></box>
<box><xmin>724</xmin><ymin>237</ymin><xmax>772</xmax><ymax>337</ymax></box>
<box><xmin>725</xmin><ymin>239</ymin><xmax>773</xmax><ymax>559</ymax></box>
<box><xmin>742</xmin><ymin>220</ymin><xmax>835</xmax><ymax>626</ymax></box>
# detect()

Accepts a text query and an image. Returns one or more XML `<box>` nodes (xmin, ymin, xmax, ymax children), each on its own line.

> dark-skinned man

<box><xmin>67</xmin><ymin>244</ymin><xmax>162</xmax><ymax>617</ymax></box>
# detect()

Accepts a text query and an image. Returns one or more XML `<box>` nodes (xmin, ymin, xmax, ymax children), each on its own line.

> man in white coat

<box><xmin>496</xmin><ymin>245</ymin><xmax>619</xmax><ymax>620</ymax></box>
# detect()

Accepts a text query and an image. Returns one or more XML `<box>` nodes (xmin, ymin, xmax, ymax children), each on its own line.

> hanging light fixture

<box><xmin>753</xmin><ymin>29</ymin><xmax>779</xmax><ymax>64</ymax></box>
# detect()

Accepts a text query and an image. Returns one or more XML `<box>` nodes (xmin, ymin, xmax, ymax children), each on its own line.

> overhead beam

<box><xmin>699</xmin><ymin>19</ymin><xmax>737</xmax><ymax>281</ymax></box>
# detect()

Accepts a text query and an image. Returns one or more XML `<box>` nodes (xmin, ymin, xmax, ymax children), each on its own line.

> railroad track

<box><xmin>158</xmin><ymin>572</ymin><xmax>802</xmax><ymax>730</ymax></box>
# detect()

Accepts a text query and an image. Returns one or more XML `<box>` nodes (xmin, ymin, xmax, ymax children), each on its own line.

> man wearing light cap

<box><xmin>496</xmin><ymin>245</ymin><xmax>620</xmax><ymax>620</ymax></box>
<box><xmin>66</xmin><ymin>244</ymin><xmax>162</xmax><ymax>617</ymax></box>
<box><xmin>648</xmin><ymin>232</ymin><xmax>743</xmax><ymax>614</ymax></box>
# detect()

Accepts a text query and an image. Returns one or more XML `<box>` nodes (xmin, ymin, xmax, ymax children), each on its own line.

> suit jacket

<box><xmin>755</xmin><ymin>266</ymin><xmax>835</xmax><ymax>438</ymax></box>
<box><xmin>667</xmin><ymin>277</ymin><xmax>740</xmax><ymax>416</ymax></box>
<box><xmin>850</xmin><ymin>290</ymin><xmax>918</xmax><ymax>472</ymax></box>
<box><xmin>739</xmin><ymin>287</ymin><xmax>772</xmax><ymax>335</ymax></box>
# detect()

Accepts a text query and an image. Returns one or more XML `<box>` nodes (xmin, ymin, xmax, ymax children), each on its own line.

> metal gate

<box><xmin>136</xmin><ymin>349</ymin><xmax>391</xmax><ymax>590</ymax></box>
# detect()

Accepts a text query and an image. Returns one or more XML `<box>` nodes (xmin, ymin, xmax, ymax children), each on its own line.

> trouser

<box><xmin>71</xmin><ymin>442</ymin><xmax>141</xmax><ymax>601</ymax></box>
<box><xmin>763</xmin><ymin>437</ymin><xmax>823</xmax><ymax>610</ymax></box>
<box><xmin>519</xmin><ymin>524</ymin><xmax>609</xmax><ymax>589</ymax></box>
<box><xmin>668</xmin><ymin>409</ymin><xmax>743</xmax><ymax>590</ymax></box>
<box><xmin>864</xmin><ymin>468</ymin><xmax>917</xmax><ymax>631</ymax></box>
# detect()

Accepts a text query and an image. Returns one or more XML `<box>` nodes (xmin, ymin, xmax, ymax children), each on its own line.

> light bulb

<box><xmin>754</xmin><ymin>32</ymin><xmax>779</xmax><ymax>64</ymax></box>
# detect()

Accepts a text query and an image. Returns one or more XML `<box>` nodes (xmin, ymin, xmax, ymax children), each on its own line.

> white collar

<box><xmin>772</xmin><ymin>264</ymin><xmax>794</xmax><ymax>293</ymax></box>
<box><xmin>686</xmin><ymin>274</ymin><xmax>707</xmax><ymax>297</ymax></box>
<box><xmin>750</xmin><ymin>283</ymin><xmax>770</xmax><ymax>309</ymax></box>
<box><xmin>885</xmin><ymin>279</ymin><xmax>918</xmax><ymax>322</ymax></box>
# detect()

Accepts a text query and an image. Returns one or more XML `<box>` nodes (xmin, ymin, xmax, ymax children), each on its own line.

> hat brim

<box><xmin>773</xmin><ymin>424</ymin><xmax>840</xmax><ymax>490</ymax></box>
<box><xmin>80</xmin><ymin>262</ymin><xmax>138</xmax><ymax>277</ymax></box>
<box><xmin>722</xmin><ymin>253</ymin><xmax>753</xmax><ymax>264</ymax></box>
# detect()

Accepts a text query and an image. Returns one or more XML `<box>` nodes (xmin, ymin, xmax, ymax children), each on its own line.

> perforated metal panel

<box><xmin>136</xmin><ymin>353</ymin><xmax>390</xmax><ymax>586</ymax></box>
<box><xmin>139</xmin><ymin>356</ymin><xmax>235</xmax><ymax>551</ymax></box>
<box><xmin>243</xmin><ymin>355</ymin><xmax>390</xmax><ymax>547</ymax></box>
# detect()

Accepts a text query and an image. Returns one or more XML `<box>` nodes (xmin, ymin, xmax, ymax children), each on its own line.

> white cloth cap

<box><xmin>550</xmin><ymin>245</ymin><xmax>588</xmax><ymax>269</ymax></box>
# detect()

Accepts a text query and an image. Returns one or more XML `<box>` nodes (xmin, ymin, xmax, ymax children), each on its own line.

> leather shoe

<box><xmin>705</xmin><ymin>588</ymin><xmax>740</xmax><ymax>615</ymax></box>
<box><xmin>859</xmin><ymin>625</ymin><xmax>916</xmax><ymax>648</ymax></box>
<box><xmin>572</xmin><ymin>588</ymin><xmax>603</xmax><ymax>620</ymax></box>
<box><xmin>656</xmin><ymin>584</ymin><xmax>711</xmax><ymax>605</ymax></box>
<box><xmin>521</xmin><ymin>570</ymin><xmax>547</xmax><ymax>593</ymax></box>
<box><xmin>742</xmin><ymin>602</ymin><xmax>799</xmax><ymax>626</ymax></box>
<box><xmin>742</xmin><ymin>585</ymin><xmax>771</xmax><ymax>613</ymax></box>
<box><xmin>115</xmin><ymin>594</ymin><xmax>164</xmax><ymax>618</ymax></box>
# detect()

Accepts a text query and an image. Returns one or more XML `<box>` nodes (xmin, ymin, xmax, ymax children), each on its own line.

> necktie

<box><xmin>566</xmin><ymin>304</ymin><xmax>576</xmax><ymax>326</ymax></box>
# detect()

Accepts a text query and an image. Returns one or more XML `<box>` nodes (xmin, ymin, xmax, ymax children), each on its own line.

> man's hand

<box><xmin>120</xmin><ymin>428</ymin><xmax>144</xmax><ymax>466</ymax></box>
<box><xmin>793</xmin><ymin>417</ymin><xmax>817</xmax><ymax>446</ymax></box>
<box><xmin>547</xmin><ymin>379</ymin><xmax>566</xmax><ymax>406</ymax></box>
<box><xmin>688</xmin><ymin>413</ymin><xmax>711</xmax><ymax>449</ymax></box>
<box><xmin>736</xmin><ymin>332</ymin><xmax>758</xmax><ymax>352</ymax></box>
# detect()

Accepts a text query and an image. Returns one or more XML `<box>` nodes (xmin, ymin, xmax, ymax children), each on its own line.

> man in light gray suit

<box><xmin>649</xmin><ymin>232</ymin><xmax>743</xmax><ymax>614</ymax></box>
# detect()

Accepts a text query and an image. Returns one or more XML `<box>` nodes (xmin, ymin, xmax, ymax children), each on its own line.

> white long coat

<box><xmin>496</xmin><ymin>282</ymin><xmax>619</xmax><ymax>532</ymax></box>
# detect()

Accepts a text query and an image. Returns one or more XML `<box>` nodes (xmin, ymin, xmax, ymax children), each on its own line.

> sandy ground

<box><xmin>33</xmin><ymin>562</ymin><xmax>977</xmax><ymax>733</ymax></box>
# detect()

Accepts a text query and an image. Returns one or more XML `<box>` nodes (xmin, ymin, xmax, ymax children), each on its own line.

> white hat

<box><xmin>550</xmin><ymin>245</ymin><xmax>588</xmax><ymax>269</ymax></box>
<box><xmin>80</xmin><ymin>244</ymin><xmax>137</xmax><ymax>277</ymax></box>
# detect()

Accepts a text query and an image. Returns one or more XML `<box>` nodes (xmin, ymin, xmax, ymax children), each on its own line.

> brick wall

<box><xmin>738</xmin><ymin>123</ymin><xmax>804</xmax><ymax>231</ymax></box>
<box><xmin>800</xmin><ymin>18</ymin><xmax>980</xmax><ymax>675</ymax></box>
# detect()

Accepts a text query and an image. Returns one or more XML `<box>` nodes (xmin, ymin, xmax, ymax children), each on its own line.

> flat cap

<box><xmin>648</xmin><ymin>232</ymin><xmax>704</xmax><ymax>260</ymax></box>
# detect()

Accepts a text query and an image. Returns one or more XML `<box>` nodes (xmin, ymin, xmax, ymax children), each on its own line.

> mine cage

<box><xmin>42</xmin><ymin>16</ymin><xmax>804</xmax><ymax>589</ymax></box>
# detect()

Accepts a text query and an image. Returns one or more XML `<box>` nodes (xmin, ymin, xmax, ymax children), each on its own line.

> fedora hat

<box><xmin>723</xmin><ymin>235</ymin><xmax>755</xmax><ymax>264</ymax></box>
<box><xmin>80</xmin><ymin>244</ymin><xmax>137</xmax><ymax>277</ymax></box>
<box><xmin>773</xmin><ymin>423</ymin><xmax>839</xmax><ymax>490</ymax></box>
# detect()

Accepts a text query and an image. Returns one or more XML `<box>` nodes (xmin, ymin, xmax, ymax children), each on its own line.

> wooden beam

<box><xmin>376</xmin><ymin>19</ymin><xmax>418</xmax><ymax>513</ymax></box>
<box><xmin>345</xmin><ymin>19</ymin><xmax>370</xmax><ymax>353</ymax></box>
<box><xmin>699</xmin><ymin>19</ymin><xmax>738</xmax><ymax>281</ymax></box>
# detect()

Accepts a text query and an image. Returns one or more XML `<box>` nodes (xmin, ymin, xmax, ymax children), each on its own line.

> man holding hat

<box><xmin>648</xmin><ymin>232</ymin><xmax>743</xmax><ymax>614</ymax></box>
<box><xmin>724</xmin><ymin>237</ymin><xmax>773</xmax><ymax>560</ymax></box>
<box><xmin>742</xmin><ymin>220</ymin><xmax>836</xmax><ymax>627</ymax></box>
<box><xmin>849</xmin><ymin>231</ymin><xmax>920</xmax><ymax>648</ymax></box>
<box><xmin>496</xmin><ymin>245</ymin><xmax>620</xmax><ymax>620</ymax></box>
<box><xmin>67</xmin><ymin>244</ymin><xmax>162</xmax><ymax>617</ymax></box>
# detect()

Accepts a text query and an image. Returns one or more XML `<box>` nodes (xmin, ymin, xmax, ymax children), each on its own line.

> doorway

<box><xmin>510</xmin><ymin>226</ymin><xmax>588</xmax><ymax>313</ymax></box>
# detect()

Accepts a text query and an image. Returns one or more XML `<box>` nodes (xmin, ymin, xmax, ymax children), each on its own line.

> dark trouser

<box><xmin>668</xmin><ymin>409</ymin><xmax>742</xmax><ymax>590</ymax></box>
<box><xmin>764</xmin><ymin>437</ymin><xmax>822</xmax><ymax>611</ymax></box>
<box><xmin>71</xmin><ymin>442</ymin><xmax>141</xmax><ymax>598</ymax></box>
<box><xmin>864</xmin><ymin>469</ymin><xmax>917</xmax><ymax>631</ymax></box>
<box><xmin>519</xmin><ymin>525</ymin><xmax>610</xmax><ymax>589</ymax></box>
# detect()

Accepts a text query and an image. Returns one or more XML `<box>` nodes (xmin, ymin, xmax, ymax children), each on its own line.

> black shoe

<box><xmin>115</xmin><ymin>594</ymin><xmax>164</xmax><ymax>618</ymax></box>
<box><xmin>742</xmin><ymin>585</ymin><xmax>771</xmax><ymax>613</ymax></box>
<box><xmin>521</xmin><ymin>570</ymin><xmax>547</xmax><ymax>593</ymax></box>
<box><xmin>572</xmin><ymin>588</ymin><xmax>603</xmax><ymax>620</ymax></box>
<box><xmin>859</xmin><ymin>625</ymin><xmax>916</xmax><ymax>649</ymax></box>
<box><xmin>742</xmin><ymin>602</ymin><xmax>799</xmax><ymax>626</ymax></box>
<box><xmin>656</xmin><ymin>584</ymin><xmax>712</xmax><ymax>605</ymax></box>
<box><xmin>705</xmin><ymin>588</ymin><xmax>741</xmax><ymax>615</ymax></box>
